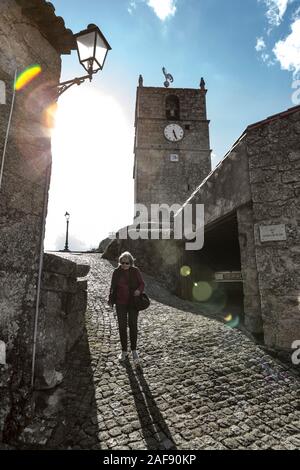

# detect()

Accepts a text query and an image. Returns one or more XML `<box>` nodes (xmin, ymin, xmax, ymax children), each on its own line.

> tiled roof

<box><xmin>15</xmin><ymin>0</ymin><xmax>76</xmax><ymax>54</ymax></box>
<box><xmin>247</xmin><ymin>104</ymin><xmax>300</xmax><ymax>131</ymax></box>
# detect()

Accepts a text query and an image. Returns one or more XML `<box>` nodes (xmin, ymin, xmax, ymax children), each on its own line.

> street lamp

<box><xmin>64</xmin><ymin>212</ymin><xmax>70</xmax><ymax>252</ymax></box>
<box><xmin>75</xmin><ymin>24</ymin><xmax>111</xmax><ymax>75</ymax></box>
<box><xmin>56</xmin><ymin>24</ymin><xmax>111</xmax><ymax>96</ymax></box>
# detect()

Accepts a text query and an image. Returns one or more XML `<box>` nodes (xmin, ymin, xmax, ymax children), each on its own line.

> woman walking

<box><xmin>108</xmin><ymin>251</ymin><xmax>145</xmax><ymax>362</ymax></box>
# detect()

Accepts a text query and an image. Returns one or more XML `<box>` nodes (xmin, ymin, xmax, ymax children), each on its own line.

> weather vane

<box><xmin>162</xmin><ymin>67</ymin><xmax>174</xmax><ymax>88</ymax></box>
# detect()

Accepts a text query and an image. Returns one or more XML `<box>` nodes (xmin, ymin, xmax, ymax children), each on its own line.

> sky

<box><xmin>44</xmin><ymin>0</ymin><xmax>300</xmax><ymax>251</ymax></box>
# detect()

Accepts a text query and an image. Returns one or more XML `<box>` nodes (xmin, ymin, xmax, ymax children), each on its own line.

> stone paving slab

<box><xmin>23</xmin><ymin>253</ymin><xmax>300</xmax><ymax>450</ymax></box>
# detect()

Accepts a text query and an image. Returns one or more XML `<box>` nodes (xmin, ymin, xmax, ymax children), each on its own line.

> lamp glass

<box><xmin>95</xmin><ymin>32</ymin><xmax>109</xmax><ymax>69</ymax></box>
<box><xmin>76</xmin><ymin>30</ymin><xmax>99</xmax><ymax>73</ymax></box>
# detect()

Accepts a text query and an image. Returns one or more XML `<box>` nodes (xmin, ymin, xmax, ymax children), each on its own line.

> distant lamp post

<box><xmin>64</xmin><ymin>212</ymin><xmax>70</xmax><ymax>252</ymax></box>
<box><xmin>56</xmin><ymin>24</ymin><xmax>111</xmax><ymax>96</ymax></box>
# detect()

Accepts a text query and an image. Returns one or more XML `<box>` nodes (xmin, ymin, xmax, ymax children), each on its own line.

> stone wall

<box><xmin>246</xmin><ymin>108</ymin><xmax>300</xmax><ymax>349</ymax></box>
<box><xmin>104</xmin><ymin>137</ymin><xmax>257</xmax><ymax>318</ymax></box>
<box><xmin>0</xmin><ymin>253</ymin><xmax>90</xmax><ymax>443</ymax></box>
<box><xmin>173</xmin><ymin>136</ymin><xmax>263</xmax><ymax>334</ymax></box>
<box><xmin>34</xmin><ymin>253</ymin><xmax>90</xmax><ymax>389</ymax></box>
<box><xmin>109</xmin><ymin>106</ymin><xmax>300</xmax><ymax>352</ymax></box>
<box><xmin>237</xmin><ymin>204</ymin><xmax>262</xmax><ymax>335</ymax></box>
<box><xmin>98</xmin><ymin>237</ymin><xmax>112</xmax><ymax>253</ymax></box>
<box><xmin>0</xmin><ymin>0</ymin><xmax>61</xmax><ymax>385</ymax></box>
<box><xmin>177</xmin><ymin>136</ymin><xmax>251</xmax><ymax>226</ymax></box>
<box><xmin>0</xmin><ymin>364</ymin><xmax>12</xmax><ymax>443</ymax></box>
<box><xmin>174</xmin><ymin>105</ymin><xmax>300</xmax><ymax>350</ymax></box>
<box><xmin>0</xmin><ymin>0</ymin><xmax>75</xmax><ymax>444</ymax></box>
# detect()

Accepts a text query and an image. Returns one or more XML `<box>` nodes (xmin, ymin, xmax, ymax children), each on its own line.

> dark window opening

<box><xmin>179</xmin><ymin>213</ymin><xmax>245</xmax><ymax>326</ymax></box>
<box><xmin>166</xmin><ymin>95</ymin><xmax>180</xmax><ymax>121</ymax></box>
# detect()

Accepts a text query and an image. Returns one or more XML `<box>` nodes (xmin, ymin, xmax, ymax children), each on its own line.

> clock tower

<box><xmin>133</xmin><ymin>76</ymin><xmax>212</xmax><ymax>211</ymax></box>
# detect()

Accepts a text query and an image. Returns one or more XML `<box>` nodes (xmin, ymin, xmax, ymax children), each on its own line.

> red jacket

<box><xmin>109</xmin><ymin>266</ymin><xmax>145</xmax><ymax>306</ymax></box>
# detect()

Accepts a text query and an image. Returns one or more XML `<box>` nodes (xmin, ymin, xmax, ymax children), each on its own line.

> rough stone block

<box><xmin>0</xmin><ymin>364</ymin><xmax>12</xmax><ymax>442</ymax></box>
<box><xmin>42</xmin><ymin>272</ymin><xmax>77</xmax><ymax>293</ymax></box>
<box><xmin>0</xmin><ymin>212</ymin><xmax>41</xmax><ymax>272</ymax></box>
<box><xmin>244</xmin><ymin>314</ymin><xmax>263</xmax><ymax>334</ymax></box>
<box><xmin>0</xmin><ymin>270</ymin><xmax>28</xmax><ymax>351</ymax></box>
<box><xmin>261</xmin><ymin>293</ymin><xmax>299</xmax><ymax>321</ymax></box>
<box><xmin>281</xmin><ymin>171</ymin><xmax>300</xmax><ymax>184</ymax></box>
<box><xmin>250</xmin><ymin>169</ymin><xmax>280</xmax><ymax>184</ymax></box>
<box><xmin>251</xmin><ymin>182</ymin><xmax>294</xmax><ymax>203</ymax></box>
<box><xmin>77</xmin><ymin>279</ymin><xmax>88</xmax><ymax>291</ymax></box>
<box><xmin>34</xmin><ymin>368</ymin><xmax>63</xmax><ymax>391</ymax></box>
<box><xmin>76</xmin><ymin>264</ymin><xmax>90</xmax><ymax>278</ymax></box>
<box><xmin>255</xmin><ymin>246</ymin><xmax>298</xmax><ymax>273</ymax></box>
<box><xmin>264</xmin><ymin>320</ymin><xmax>300</xmax><ymax>350</ymax></box>
<box><xmin>288</xmin><ymin>151</ymin><xmax>300</xmax><ymax>162</ymax></box>
<box><xmin>43</xmin><ymin>253</ymin><xmax>77</xmax><ymax>277</ymax></box>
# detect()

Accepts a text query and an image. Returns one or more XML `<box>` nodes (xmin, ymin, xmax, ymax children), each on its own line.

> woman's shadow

<box><xmin>124</xmin><ymin>361</ymin><xmax>177</xmax><ymax>450</ymax></box>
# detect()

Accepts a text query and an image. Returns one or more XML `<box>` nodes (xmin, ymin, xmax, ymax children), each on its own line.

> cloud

<box><xmin>128</xmin><ymin>0</ymin><xmax>137</xmax><ymax>15</ymax></box>
<box><xmin>146</xmin><ymin>0</ymin><xmax>177</xmax><ymax>21</ymax></box>
<box><xmin>256</xmin><ymin>1</ymin><xmax>299</xmax><ymax>72</ymax></box>
<box><xmin>255</xmin><ymin>37</ymin><xmax>275</xmax><ymax>65</ymax></box>
<box><xmin>255</xmin><ymin>37</ymin><xmax>267</xmax><ymax>51</ymax></box>
<box><xmin>262</xmin><ymin>52</ymin><xmax>275</xmax><ymax>65</ymax></box>
<box><xmin>292</xmin><ymin>5</ymin><xmax>300</xmax><ymax>20</ymax></box>
<box><xmin>261</xmin><ymin>0</ymin><xmax>290</xmax><ymax>27</ymax></box>
<box><xmin>273</xmin><ymin>18</ymin><xmax>300</xmax><ymax>77</ymax></box>
<box><xmin>128</xmin><ymin>0</ymin><xmax>177</xmax><ymax>21</ymax></box>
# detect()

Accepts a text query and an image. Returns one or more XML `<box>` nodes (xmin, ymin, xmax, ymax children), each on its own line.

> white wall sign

<box><xmin>170</xmin><ymin>154</ymin><xmax>179</xmax><ymax>162</ymax></box>
<box><xmin>0</xmin><ymin>340</ymin><xmax>6</xmax><ymax>365</ymax></box>
<box><xmin>259</xmin><ymin>224</ymin><xmax>287</xmax><ymax>242</ymax></box>
<box><xmin>215</xmin><ymin>271</ymin><xmax>243</xmax><ymax>282</ymax></box>
<box><xmin>0</xmin><ymin>80</ymin><xmax>6</xmax><ymax>105</ymax></box>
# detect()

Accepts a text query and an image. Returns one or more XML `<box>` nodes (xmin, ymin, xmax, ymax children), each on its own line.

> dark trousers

<box><xmin>116</xmin><ymin>304</ymin><xmax>139</xmax><ymax>351</ymax></box>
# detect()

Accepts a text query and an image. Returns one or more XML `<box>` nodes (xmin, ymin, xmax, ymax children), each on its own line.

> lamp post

<box><xmin>56</xmin><ymin>24</ymin><xmax>111</xmax><ymax>96</ymax></box>
<box><xmin>64</xmin><ymin>212</ymin><xmax>70</xmax><ymax>252</ymax></box>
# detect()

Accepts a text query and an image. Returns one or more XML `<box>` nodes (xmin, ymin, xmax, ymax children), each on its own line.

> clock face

<box><xmin>164</xmin><ymin>123</ymin><xmax>184</xmax><ymax>142</ymax></box>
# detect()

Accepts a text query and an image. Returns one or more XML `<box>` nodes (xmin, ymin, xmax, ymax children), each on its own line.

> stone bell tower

<box><xmin>133</xmin><ymin>75</ymin><xmax>212</xmax><ymax>211</ymax></box>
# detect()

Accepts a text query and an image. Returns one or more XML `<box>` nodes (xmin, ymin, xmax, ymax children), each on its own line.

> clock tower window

<box><xmin>166</xmin><ymin>94</ymin><xmax>180</xmax><ymax>121</ymax></box>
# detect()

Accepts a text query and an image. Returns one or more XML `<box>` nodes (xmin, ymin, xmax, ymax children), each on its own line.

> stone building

<box><xmin>176</xmin><ymin>104</ymin><xmax>300</xmax><ymax>351</ymax></box>
<box><xmin>133</xmin><ymin>76</ymin><xmax>211</xmax><ymax>211</ymax></box>
<box><xmin>104</xmin><ymin>76</ymin><xmax>300</xmax><ymax>354</ymax></box>
<box><xmin>0</xmin><ymin>0</ymin><xmax>89</xmax><ymax>442</ymax></box>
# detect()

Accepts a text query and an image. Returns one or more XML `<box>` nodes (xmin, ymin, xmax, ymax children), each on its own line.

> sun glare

<box><xmin>45</xmin><ymin>85</ymin><xmax>134</xmax><ymax>251</ymax></box>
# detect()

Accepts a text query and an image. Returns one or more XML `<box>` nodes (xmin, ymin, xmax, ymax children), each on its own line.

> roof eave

<box><xmin>15</xmin><ymin>0</ymin><xmax>77</xmax><ymax>55</ymax></box>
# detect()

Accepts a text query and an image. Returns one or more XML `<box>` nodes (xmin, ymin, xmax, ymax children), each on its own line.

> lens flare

<box><xmin>14</xmin><ymin>65</ymin><xmax>42</xmax><ymax>91</ymax></box>
<box><xmin>180</xmin><ymin>266</ymin><xmax>191</xmax><ymax>277</ymax></box>
<box><xmin>43</xmin><ymin>102</ymin><xmax>58</xmax><ymax>130</ymax></box>
<box><xmin>224</xmin><ymin>314</ymin><xmax>240</xmax><ymax>329</ymax></box>
<box><xmin>224</xmin><ymin>314</ymin><xmax>233</xmax><ymax>322</ymax></box>
<box><xmin>192</xmin><ymin>281</ymin><xmax>213</xmax><ymax>302</ymax></box>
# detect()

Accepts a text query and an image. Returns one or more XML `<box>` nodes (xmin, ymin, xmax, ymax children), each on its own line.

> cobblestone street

<box><xmin>33</xmin><ymin>253</ymin><xmax>300</xmax><ymax>450</ymax></box>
